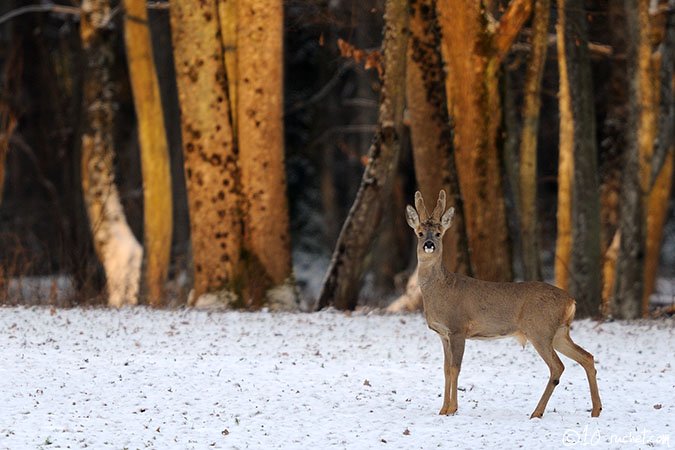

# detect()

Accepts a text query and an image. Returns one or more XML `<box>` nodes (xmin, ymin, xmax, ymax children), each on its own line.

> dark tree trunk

<box><xmin>518</xmin><ymin>0</ymin><xmax>549</xmax><ymax>281</ymax></box>
<box><xmin>599</xmin><ymin>0</ymin><xmax>627</xmax><ymax>312</ymax></box>
<box><xmin>316</xmin><ymin>0</ymin><xmax>409</xmax><ymax>310</ymax></box>
<box><xmin>612</xmin><ymin>0</ymin><xmax>645</xmax><ymax>319</ymax></box>
<box><xmin>649</xmin><ymin>0</ymin><xmax>675</xmax><ymax>187</ymax></box>
<box><xmin>557</xmin><ymin>0</ymin><xmax>602</xmax><ymax>317</ymax></box>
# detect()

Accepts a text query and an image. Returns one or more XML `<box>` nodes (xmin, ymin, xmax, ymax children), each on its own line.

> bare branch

<box><xmin>0</xmin><ymin>1</ymin><xmax>169</xmax><ymax>26</ymax></box>
<box><xmin>0</xmin><ymin>4</ymin><xmax>79</xmax><ymax>26</ymax></box>
<box><xmin>494</xmin><ymin>0</ymin><xmax>533</xmax><ymax>62</ymax></box>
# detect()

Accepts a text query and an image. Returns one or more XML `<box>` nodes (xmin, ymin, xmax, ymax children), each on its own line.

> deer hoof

<box><xmin>439</xmin><ymin>406</ymin><xmax>457</xmax><ymax>416</ymax></box>
<box><xmin>530</xmin><ymin>411</ymin><xmax>543</xmax><ymax>419</ymax></box>
<box><xmin>591</xmin><ymin>407</ymin><xmax>602</xmax><ymax>418</ymax></box>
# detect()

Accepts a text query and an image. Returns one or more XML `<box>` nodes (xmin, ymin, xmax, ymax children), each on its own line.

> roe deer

<box><xmin>406</xmin><ymin>190</ymin><xmax>602</xmax><ymax>418</ymax></box>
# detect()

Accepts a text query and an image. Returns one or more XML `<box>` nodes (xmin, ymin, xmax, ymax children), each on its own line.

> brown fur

<box><xmin>406</xmin><ymin>190</ymin><xmax>602</xmax><ymax>418</ymax></box>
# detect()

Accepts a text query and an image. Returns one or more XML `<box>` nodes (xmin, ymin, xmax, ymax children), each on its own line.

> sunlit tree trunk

<box><xmin>407</xmin><ymin>0</ymin><xmax>471</xmax><ymax>277</ymax></box>
<box><xmin>170</xmin><ymin>0</ymin><xmax>243</xmax><ymax>306</ymax></box>
<box><xmin>387</xmin><ymin>0</ymin><xmax>471</xmax><ymax>312</ymax></box>
<box><xmin>317</xmin><ymin>0</ymin><xmax>409</xmax><ymax>310</ymax></box>
<box><xmin>556</xmin><ymin>0</ymin><xmax>602</xmax><ymax>317</ymax></box>
<box><xmin>518</xmin><ymin>0</ymin><xmax>549</xmax><ymax>281</ymax></box>
<box><xmin>436</xmin><ymin>0</ymin><xmax>531</xmax><ymax>281</ymax></box>
<box><xmin>642</xmin><ymin>0</ymin><xmax>675</xmax><ymax>316</ymax></box>
<box><xmin>80</xmin><ymin>0</ymin><xmax>143</xmax><ymax>307</ymax></box>
<box><xmin>123</xmin><ymin>0</ymin><xmax>173</xmax><ymax>306</ymax></box>
<box><xmin>217</xmin><ymin>0</ymin><xmax>237</xmax><ymax>134</ymax></box>
<box><xmin>237</xmin><ymin>0</ymin><xmax>295</xmax><ymax>309</ymax></box>
<box><xmin>643</xmin><ymin>152</ymin><xmax>673</xmax><ymax>314</ymax></box>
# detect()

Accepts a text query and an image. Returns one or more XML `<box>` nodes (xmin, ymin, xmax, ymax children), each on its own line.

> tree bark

<box><xmin>518</xmin><ymin>0</ymin><xmax>549</xmax><ymax>281</ymax></box>
<box><xmin>556</xmin><ymin>0</ymin><xmax>602</xmax><ymax>317</ymax></box>
<box><xmin>407</xmin><ymin>0</ymin><xmax>471</xmax><ymax>276</ymax></box>
<box><xmin>643</xmin><ymin>152</ymin><xmax>673</xmax><ymax>315</ymax></box>
<box><xmin>217</xmin><ymin>0</ymin><xmax>237</xmax><ymax>135</ymax></box>
<box><xmin>612</xmin><ymin>0</ymin><xmax>648</xmax><ymax>319</ymax></box>
<box><xmin>316</xmin><ymin>0</ymin><xmax>409</xmax><ymax>310</ymax></box>
<box><xmin>80</xmin><ymin>0</ymin><xmax>143</xmax><ymax>307</ymax></box>
<box><xmin>388</xmin><ymin>0</ymin><xmax>472</xmax><ymax>312</ymax></box>
<box><xmin>599</xmin><ymin>0</ymin><xmax>627</xmax><ymax>313</ymax></box>
<box><xmin>641</xmin><ymin>0</ymin><xmax>675</xmax><ymax>316</ymax></box>
<box><xmin>123</xmin><ymin>0</ymin><xmax>173</xmax><ymax>306</ymax></box>
<box><xmin>170</xmin><ymin>0</ymin><xmax>243</xmax><ymax>306</ymax></box>
<box><xmin>436</xmin><ymin>0</ymin><xmax>531</xmax><ymax>281</ymax></box>
<box><xmin>648</xmin><ymin>0</ymin><xmax>675</xmax><ymax>188</ymax></box>
<box><xmin>237</xmin><ymin>0</ymin><xmax>295</xmax><ymax>309</ymax></box>
<box><xmin>0</xmin><ymin>43</ymin><xmax>19</xmax><ymax>208</ymax></box>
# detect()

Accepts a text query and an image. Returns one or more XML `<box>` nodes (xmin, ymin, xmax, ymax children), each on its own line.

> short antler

<box><xmin>431</xmin><ymin>190</ymin><xmax>446</xmax><ymax>220</ymax></box>
<box><xmin>414</xmin><ymin>191</ymin><xmax>429</xmax><ymax>222</ymax></box>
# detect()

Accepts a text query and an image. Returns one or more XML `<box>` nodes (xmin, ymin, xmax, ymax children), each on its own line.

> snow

<box><xmin>0</xmin><ymin>307</ymin><xmax>673</xmax><ymax>449</ymax></box>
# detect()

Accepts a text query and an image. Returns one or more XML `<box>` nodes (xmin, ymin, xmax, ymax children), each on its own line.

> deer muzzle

<box><xmin>423</xmin><ymin>241</ymin><xmax>436</xmax><ymax>253</ymax></box>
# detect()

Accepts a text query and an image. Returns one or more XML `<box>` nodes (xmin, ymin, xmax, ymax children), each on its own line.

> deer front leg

<box><xmin>439</xmin><ymin>334</ymin><xmax>465</xmax><ymax>415</ymax></box>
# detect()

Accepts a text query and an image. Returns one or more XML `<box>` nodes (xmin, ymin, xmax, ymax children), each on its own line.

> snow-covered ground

<box><xmin>0</xmin><ymin>307</ymin><xmax>673</xmax><ymax>449</ymax></box>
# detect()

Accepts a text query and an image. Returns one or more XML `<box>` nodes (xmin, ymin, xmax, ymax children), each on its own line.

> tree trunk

<box><xmin>648</xmin><ymin>0</ymin><xmax>675</xmax><ymax>188</ymax></box>
<box><xmin>612</xmin><ymin>0</ymin><xmax>648</xmax><ymax>319</ymax></box>
<box><xmin>123</xmin><ymin>0</ymin><xmax>173</xmax><ymax>306</ymax></box>
<box><xmin>407</xmin><ymin>0</ymin><xmax>471</xmax><ymax>276</ymax></box>
<box><xmin>436</xmin><ymin>0</ymin><xmax>531</xmax><ymax>281</ymax></box>
<box><xmin>643</xmin><ymin>152</ymin><xmax>673</xmax><ymax>314</ymax></box>
<box><xmin>237</xmin><ymin>0</ymin><xmax>295</xmax><ymax>309</ymax></box>
<box><xmin>556</xmin><ymin>0</ymin><xmax>602</xmax><ymax>317</ymax></box>
<box><xmin>80</xmin><ymin>0</ymin><xmax>143</xmax><ymax>307</ymax></box>
<box><xmin>388</xmin><ymin>0</ymin><xmax>472</xmax><ymax>312</ymax></box>
<box><xmin>518</xmin><ymin>0</ymin><xmax>549</xmax><ymax>281</ymax></box>
<box><xmin>316</xmin><ymin>0</ymin><xmax>409</xmax><ymax>310</ymax></box>
<box><xmin>217</xmin><ymin>0</ymin><xmax>237</xmax><ymax>135</ymax></box>
<box><xmin>170</xmin><ymin>0</ymin><xmax>243</xmax><ymax>306</ymax></box>
<box><xmin>643</xmin><ymin>0</ymin><xmax>675</xmax><ymax>315</ymax></box>
<box><xmin>0</xmin><ymin>46</ymin><xmax>19</xmax><ymax>208</ymax></box>
<box><xmin>599</xmin><ymin>0</ymin><xmax>627</xmax><ymax>313</ymax></box>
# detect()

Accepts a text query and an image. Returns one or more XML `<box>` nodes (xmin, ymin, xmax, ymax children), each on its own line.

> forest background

<box><xmin>0</xmin><ymin>0</ymin><xmax>673</xmax><ymax>320</ymax></box>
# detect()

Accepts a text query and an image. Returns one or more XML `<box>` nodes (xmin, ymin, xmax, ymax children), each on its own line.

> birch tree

<box><xmin>80</xmin><ymin>0</ymin><xmax>143</xmax><ymax>307</ymax></box>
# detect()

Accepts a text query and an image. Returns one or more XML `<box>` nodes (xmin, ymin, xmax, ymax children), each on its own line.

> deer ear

<box><xmin>441</xmin><ymin>206</ymin><xmax>455</xmax><ymax>231</ymax></box>
<box><xmin>406</xmin><ymin>205</ymin><xmax>420</xmax><ymax>229</ymax></box>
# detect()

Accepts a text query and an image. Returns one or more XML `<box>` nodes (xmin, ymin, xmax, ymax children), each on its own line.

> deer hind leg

<box><xmin>439</xmin><ymin>335</ymin><xmax>465</xmax><ymax>415</ymax></box>
<box><xmin>553</xmin><ymin>327</ymin><xmax>602</xmax><ymax>417</ymax></box>
<box><xmin>529</xmin><ymin>336</ymin><xmax>564</xmax><ymax>419</ymax></box>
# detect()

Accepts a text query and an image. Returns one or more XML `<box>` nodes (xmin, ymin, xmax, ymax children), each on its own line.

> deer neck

<box><xmin>417</xmin><ymin>254</ymin><xmax>451</xmax><ymax>291</ymax></box>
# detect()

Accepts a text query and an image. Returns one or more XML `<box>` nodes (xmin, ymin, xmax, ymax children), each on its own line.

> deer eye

<box><xmin>418</xmin><ymin>232</ymin><xmax>423</xmax><ymax>237</ymax></box>
<box><xmin>435</xmin><ymin>232</ymin><xmax>441</xmax><ymax>238</ymax></box>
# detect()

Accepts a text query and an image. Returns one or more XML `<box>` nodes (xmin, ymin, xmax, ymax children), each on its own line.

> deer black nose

<box><xmin>423</xmin><ymin>240</ymin><xmax>435</xmax><ymax>253</ymax></box>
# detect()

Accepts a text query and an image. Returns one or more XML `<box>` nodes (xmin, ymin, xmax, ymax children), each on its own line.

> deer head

<box><xmin>406</xmin><ymin>190</ymin><xmax>454</xmax><ymax>261</ymax></box>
